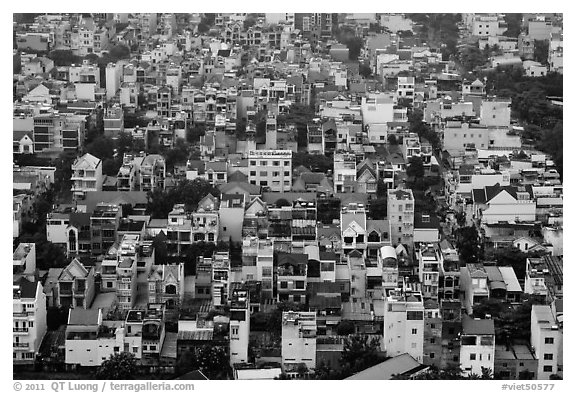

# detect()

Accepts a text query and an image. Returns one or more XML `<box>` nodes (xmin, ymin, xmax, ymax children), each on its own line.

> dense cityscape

<box><xmin>12</xmin><ymin>13</ymin><xmax>563</xmax><ymax>381</ymax></box>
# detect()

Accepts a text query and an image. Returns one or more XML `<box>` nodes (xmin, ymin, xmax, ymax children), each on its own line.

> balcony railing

<box><xmin>13</xmin><ymin>343</ymin><xmax>29</xmax><ymax>348</ymax></box>
<box><xmin>13</xmin><ymin>328</ymin><xmax>29</xmax><ymax>333</ymax></box>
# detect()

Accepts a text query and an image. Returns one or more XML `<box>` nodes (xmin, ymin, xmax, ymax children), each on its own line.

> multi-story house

<box><xmin>219</xmin><ymin>194</ymin><xmax>246</xmax><ymax>243</ymax></box>
<box><xmin>140</xmin><ymin>305</ymin><xmax>166</xmax><ymax>366</ymax></box>
<box><xmin>333</xmin><ymin>153</ymin><xmax>356</xmax><ymax>193</ymax></box>
<box><xmin>64</xmin><ymin>308</ymin><xmax>121</xmax><ymax>368</ymax></box>
<box><xmin>472</xmin><ymin>185</ymin><xmax>536</xmax><ymax>225</ymax></box>
<box><xmin>291</xmin><ymin>199</ymin><xmax>317</xmax><ymax>246</ymax></box>
<box><xmin>416</xmin><ymin>243</ymin><xmax>442</xmax><ymax>300</ymax></box>
<box><xmin>166</xmin><ymin>204</ymin><xmax>191</xmax><ymax>257</ymax></box>
<box><xmin>356</xmin><ymin>159</ymin><xmax>378</xmax><ymax>196</ymax></box>
<box><xmin>71</xmin><ymin>153</ymin><xmax>103</xmax><ymax>200</ymax></box>
<box><xmin>479</xmin><ymin>98</ymin><xmax>511</xmax><ymax>128</ymax></box>
<box><xmin>277</xmin><ymin>253</ymin><xmax>308</xmax><ymax>304</ymax></box>
<box><xmin>439</xmin><ymin>299</ymin><xmax>462</xmax><ymax>370</ymax></box>
<box><xmin>229</xmin><ymin>287</ymin><xmax>250</xmax><ymax>366</ymax></box>
<box><xmin>248</xmin><ymin>150</ymin><xmax>292</xmax><ymax>192</ymax></box>
<box><xmin>241</xmin><ymin>237</ymin><xmax>274</xmax><ymax>300</ymax></box>
<box><xmin>103</xmin><ymin>105</ymin><xmax>124</xmax><ymax>138</ymax></box>
<box><xmin>57</xmin><ymin>258</ymin><xmax>95</xmax><ymax>309</ymax></box>
<box><xmin>459</xmin><ymin>316</ymin><xmax>495</xmax><ymax>377</ymax></box>
<box><xmin>140</xmin><ymin>154</ymin><xmax>166</xmax><ymax>192</ymax></box>
<box><xmin>340</xmin><ymin>202</ymin><xmax>367</xmax><ymax>256</ymax></box>
<box><xmin>116</xmin><ymin>235</ymin><xmax>139</xmax><ymax>310</ymax></box>
<box><xmin>387</xmin><ymin>188</ymin><xmax>414</xmax><ymax>247</ymax></box>
<box><xmin>90</xmin><ymin>203</ymin><xmax>121</xmax><ymax>255</ymax></box>
<box><xmin>192</xmin><ymin>194</ymin><xmax>220</xmax><ymax>244</ymax></box>
<box><xmin>211</xmin><ymin>252</ymin><xmax>231</xmax><ymax>307</ymax></box>
<box><xmin>13</xmin><ymin>243</ymin><xmax>36</xmax><ymax>279</ymax></box>
<box><xmin>148</xmin><ymin>264</ymin><xmax>185</xmax><ymax>309</ymax></box>
<box><xmin>531</xmin><ymin>304</ymin><xmax>562</xmax><ymax>379</ymax></box>
<box><xmin>382</xmin><ymin>289</ymin><xmax>425</xmax><ymax>363</ymax></box>
<box><xmin>397</xmin><ymin>76</ymin><xmax>415</xmax><ymax>102</ymax></box>
<box><xmin>13</xmin><ymin>279</ymin><xmax>47</xmax><ymax>366</ymax></box>
<box><xmin>524</xmin><ymin>256</ymin><xmax>563</xmax><ymax>303</ymax></box>
<box><xmin>439</xmin><ymin>240</ymin><xmax>460</xmax><ymax>301</ymax></box>
<box><xmin>423</xmin><ymin>300</ymin><xmax>442</xmax><ymax>368</ymax></box>
<box><xmin>459</xmin><ymin>264</ymin><xmax>489</xmax><ymax>314</ymax></box>
<box><xmin>281</xmin><ymin>311</ymin><xmax>317</xmax><ymax>373</ymax></box>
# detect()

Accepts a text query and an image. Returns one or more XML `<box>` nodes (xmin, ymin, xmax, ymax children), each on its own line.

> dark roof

<box><xmin>414</xmin><ymin>213</ymin><xmax>440</xmax><ymax>229</ymax></box>
<box><xmin>14</xmin><ymin>278</ymin><xmax>38</xmax><ymax>299</ymax></box>
<box><xmin>277</xmin><ymin>252</ymin><xmax>308</xmax><ymax>266</ymax></box>
<box><xmin>307</xmin><ymin>259</ymin><xmax>320</xmax><ymax>277</ymax></box>
<box><xmin>68</xmin><ymin>308</ymin><xmax>99</xmax><ymax>325</ymax></box>
<box><xmin>462</xmin><ymin>315</ymin><xmax>495</xmax><ymax>335</ymax></box>
<box><xmin>309</xmin><ymin>295</ymin><xmax>342</xmax><ymax>309</ymax></box>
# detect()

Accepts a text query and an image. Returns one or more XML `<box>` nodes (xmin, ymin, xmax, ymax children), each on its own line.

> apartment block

<box><xmin>281</xmin><ymin>311</ymin><xmax>317</xmax><ymax>372</ymax></box>
<box><xmin>248</xmin><ymin>150</ymin><xmax>292</xmax><ymax>192</ymax></box>
<box><xmin>13</xmin><ymin>279</ymin><xmax>47</xmax><ymax>365</ymax></box>
<box><xmin>387</xmin><ymin>188</ymin><xmax>414</xmax><ymax>246</ymax></box>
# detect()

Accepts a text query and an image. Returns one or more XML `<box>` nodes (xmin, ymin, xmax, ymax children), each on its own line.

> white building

<box><xmin>229</xmin><ymin>288</ymin><xmax>250</xmax><ymax>366</ymax></box>
<box><xmin>71</xmin><ymin>153</ymin><xmax>103</xmax><ymax>200</ymax></box>
<box><xmin>248</xmin><ymin>150</ymin><xmax>292</xmax><ymax>192</ymax></box>
<box><xmin>531</xmin><ymin>305</ymin><xmax>562</xmax><ymax>379</ymax></box>
<box><xmin>388</xmin><ymin>188</ymin><xmax>414</xmax><ymax>246</ymax></box>
<box><xmin>382</xmin><ymin>289</ymin><xmax>424</xmax><ymax>362</ymax></box>
<box><xmin>281</xmin><ymin>311</ymin><xmax>317</xmax><ymax>372</ymax></box>
<box><xmin>13</xmin><ymin>279</ymin><xmax>47</xmax><ymax>365</ymax></box>
<box><xmin>459</xmin><ymin>316</ymin><xmax>495</xmax><ymax>377</ymax></box>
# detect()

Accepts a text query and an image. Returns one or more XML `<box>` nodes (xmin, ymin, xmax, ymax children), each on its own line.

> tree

<box><xmin>359</xmin><ymin>63</ymin><xmax>372</xmax><ymax>78</ymax></box>
<box><xmin>455</xmin><ymin>226</ymin><xmax>483</xmax><ymax>264</ymax></box>
<box><xmin>292</xmin><ymin>152</ymin><xmax>333</xmax><ymax>173</ymax></box>
<box><xmin>369</xmin><ymin>197</ymin><xmax>387</xmax><ymax>219</ymax></box>
<box><xmin>539</xmin><ymin>121</ymin><xmax>563</xmax><ymax>178</ymax></box>
<box><xmin>376</xmin><ymin>179</ymin><xmax>387</xmax><ymax>198</ymax></box>
<box><xmin>275</xmin><ymin>198</ymin><xmax>291</xmax><ymax>207</ymax></box>
<box><xmin>48</xmin><ymin>50</ymin><xmax>82</xmax><ymax>66</ymax></box>
<box><xmin>533</xmin><ymin>40</ymin><xmax>549</xmax><ymax>65</ymax></box>
<box><xmin>336</xmin><ymin>320</ymin><xmax>355</xmax><ymax>336</ymax></box>
<box><xmin>387</xmin><ymin>134</ymin><xmax>398</xmax><ymax>145</ymax></box>
<box><xmin>459</xmin><ymin>45</ymin><xmax>488</xmax><ymax>72</ymax></box>
<box><xmin>176</xmin><ymin>346</ymin><xmax>230</xmax><ymax>379</ymax></box>
<box><xmin>340</xmin><ymin>335</ymin><xmax>382</xmax><ymax>375</ymax></box>
<box><xmin>108</xmin><ymin>44</ymin><xmax>131</xmax><ymax>61</ymax></box>
<box><xmin>407</xmin><ymin>156</ymin><xmax>425</xmax><ymax>179</ymax></box>
<box><xmin>503</xmin><ymin>14</ymin><xmax>523</xmax><ymax>38</ymax></box>
<box><xmin>164</xmin><ymin>138</ymin><xmax>191</xmax><ymax>171</ymax></box>
<box><xmin>96</xmin><ymin>352</ymin><xmax>138</xmax><ymax>380</ymax></box>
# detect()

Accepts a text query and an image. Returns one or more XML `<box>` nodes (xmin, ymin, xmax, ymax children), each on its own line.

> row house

<box><xmin>439</xmin><ymin>240</ymin><xmax>460</xmax><ymax>301</ymax></box>
<box><xmin>472</xmin><ymin>185</ymin><xmax>536</xmax><ymax>226</ymax></box>
<box><xmin>281</xmin><ymin>311</ymin><xmax>317</xmax><ymax>373</ymax></box>
<box><xmin>415</xmin><ymin>243</ymin><xmax>442</xmax><ymax>300</ymax></box>
<box><xmin>530</xmin><ymin>304</ymin><xmax>562</xmax><ymax>379</ymax></box>
<box><xmin>13</xmin><ymin>279</ymin><xmax>47</xmax><ymax>365</ymax></box>
<box><xmin>211</xmin><ymin>252</ymin><xmax>231</xmax><ymax>307</ymax></box>
<box><xmin>165</xmin><ymin>205</ymin><xmax>191</xmax><ymax>257</ymax></box>
<box><xmin>192</xmin><ymin>194</ymin><xmax>220</xmax><ymax>243</ymax></box>
<box><xmin>230</xmin><ymin>287</ymin><xmax>250</xmax><ymax>366</ymax></box>
<box><xmin>277</xmin><ymin>253</ymin><xmax>308</xmax><ymax>304</ymax></box>
<box><xmin>90</xmin><ymin>203</ymin><xmax>121</xmax><ymax>255</ymax></box>
<box><xmin>460</xmin><ymin>316</ymin><xmax>495</xmax><ymax>377</ymax></box>
<box><xmin>333</xmin><ymin>153</ymin><xmax>356</xmax><ymax>193</ymax></box>
<box><xmin>388</xmin><ymin>188</ymin><xmax>414</xmax><ymax>247</ymax></box>
<box><xmin>13</xmin><ymin>243</ymin><xmax>36</xmax><ymax>279</ymax></box>
<box><xmin>423</xmin><ymin>300</ymin><xmax>442</xmax><ymax>368</ymax></box>
<box><xmin>524</xmin><ymin>256</ymin><xmax>563</xmax><ymax>303</ymax></box>
<box><xmin>56</xmin><ymin>258</ymin><xmax>95</xmax><ymax>309</ymax></box>
<box><xmin>382</xmin><ymin>289</ymin><xmax>425</xmax><ymax>363</ymax></box>
<box><xmin>241</xmin><ymin>237</ymin><xmax>274</xmax><ymax>300</ymax></box>
<box><xmin>140</xmin><ymin>154</ymin><xmax>166</xmax><ymax>192</ymax></box>
<box><xmin>340</xmin><ymin>202</ymin><xmax>367</xmax><ymax>256</ymax></box>
<box><xmin>71</xmin><ymin>153</ymin><xmax>103</xmax><ymax>200</ymax></box>
<box><xmin>291</xmin><ymin>199</ymin><xmax>317</xmax><ymax>246</ymax></box>
<box><xmin>439</xmin><ymin>299</ymin><xmax>463</xmax><ymax>370</ymax></box>
<box><xmin>148</xmin><ymin>264</ymin><xmax>185</xmax><ymax>309</ymax></box>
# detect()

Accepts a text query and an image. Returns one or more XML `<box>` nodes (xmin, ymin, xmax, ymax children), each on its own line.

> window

<box><xmin>280</xmin><ymin>281</ymin><xmax>288</xmax><ymax>289</ymax></box>
<box><xmin>430</xmin><ymin>338</ymin><xmax>435</xmax><ymax>344</ymax></box>
<box><xmin>284</xmin><ymin>161</ymin><xmax>290</xmax><ymax>166</ymax></box>
<box><xmin>250</xmin><ymin>171</ymin><xmax>256</xmax><ymax>176</ymax></box>
<box><xmin>29</xmin><ymin>322</ymin><xmax>34</xmax><ymax>328</ymax></box>
<box><xmin>430</xmin><ymin>352</ymin><xmax>435</xmax><ymax>359</ymax></box>
<box><xmin>545</xmin><ymin>337</ymin><xmax>554</xmax><ymax>344</ymax></box>
<box><xmin>544</xmin><ymin>354</ymin><xmax>554</xmax><ymax>360</ymax></box>
<box><xmin>412</xmin><ymin>328</ymin><xmax>418</xmax><ymax>334</ymax></box>
<box><xmin>260</xmin><ymin>161</ymin><xmax>267</xmax><ymax>166</ymax></box>
<box><xmin>231</xmin><ymin>326</ymin><xmax>239</xmax><ymax>338</ymax></box>
<box><xmin>543</xmin><ymin>366</ymin><xmax>553</xmax><ymax>373</ymax></box>
<box><xmin>284</xmin><ymin>171</ymin><xmax>290</xmax><ymax>176</ymax></box>
<box><xmin>133</xmin><ymin>347</ymin><xmax>138</xmax><ymax>353</ymax></box>
<box><xmin>260</xmin><ymin>171</ymin><xmax>268</xmax><ymax>176</ymax></box>
<box><xmin>149</xmin><ymin>345</ymin><xmax>156</xmax><ymax>351</ymax></box>
<box><xmin>114</xmin><ymin>346</ymin><xmax>120</xmax><ymax>352</ymax></box>
<box><xmin>470</xmin><ymin>353</ymin><xmax>476</xmax><ymax>360</ymax></box>
<box><xmin>250</xmin><ymin>161</ymin><xmax>256</xmax><ymax>166</ymax></box>
<box><xmin>430</xmin><ymin>323</ymin><xmax>435</xmax><ymax>329</ymax></box>
<box><xmin>411</xmin><ymin>343</ymin><xmax>417</xmax><ymax>348</ymax></box>
<box><xmin>273</xmin><ymin>161</ymin><xmax>280</xmax><ymax>166</ymax></box>
<box><xmin>293</xmin><ymin>294</ymin><xmax>301</xmax><ymax>302</ymax></box>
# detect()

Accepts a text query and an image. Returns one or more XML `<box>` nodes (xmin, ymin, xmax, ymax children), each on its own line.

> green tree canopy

<box><xmin>96</xmin><ymin>352</ymin><xmax>138</xmax><ymax>380</ymax></box>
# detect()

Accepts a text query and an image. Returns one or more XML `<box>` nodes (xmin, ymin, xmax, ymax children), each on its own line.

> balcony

<box><xmin>13</xmin><ymin>328</ymin><xmax>29</xmax><ymax>333</ymax></box>
<box><xmin>13</xmin><ymin>342</ymin><xmax>29</xmax><ymax>349</ymax></box>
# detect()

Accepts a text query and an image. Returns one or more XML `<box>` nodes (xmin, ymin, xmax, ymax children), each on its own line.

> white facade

<box><xmin>230</xmin><ymin>289</ymin><xmax>250</xmax><ymax>366</ymax></box>
<box><xmin>13</xmin><ymin>281</ymin><xmax>47</xmax><ymax>364</ymax></box>
<box><xmin>481</xmin><ymin>190</ymin><xmax>536</xmax><ymax>224</ymax></box>
<box><xmin>382</xmin><ymin>290</ymin><xmax>424</xmax><ymax>362</ymax></box>
<box><xmin>531</xmin><ymin>305</ymin><xmax>561</xmax><ymax>379</ymax></box>
<box><xmin>459</xmin><ymin>317</ymin><xmax>495</xmax><ymax>376</ymax></box>
<box><xmin>248</xmin><ymin>150</ymin><xmax>292</xmax><ymax>192</ymax></box>
<box><xmin>281</xmin><ymin>311</ymin><xmax>317</xmax><ymax>371</ymax></box>
<box><xmin>361</xmin><ymin>94</ymin><xmax>395</xmax><ymax>127</ymax></box>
